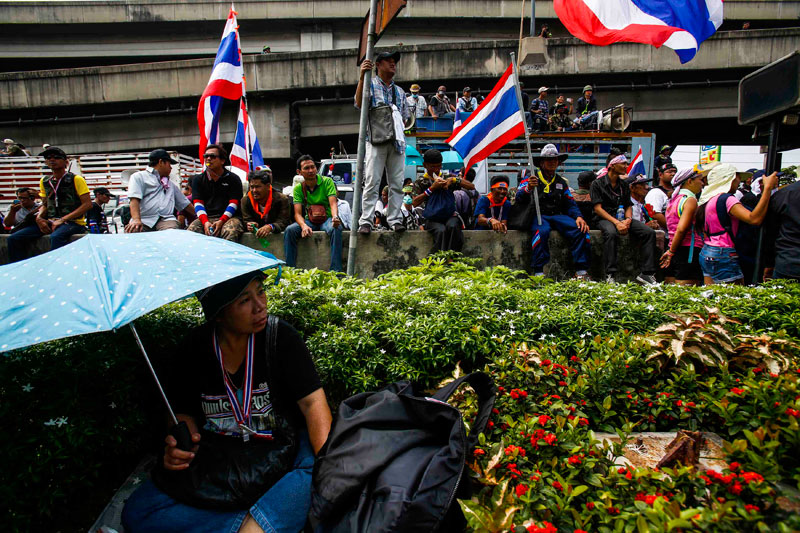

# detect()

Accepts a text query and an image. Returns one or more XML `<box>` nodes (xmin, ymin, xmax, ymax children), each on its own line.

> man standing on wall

<box><xmin>354</xmin><ymin>50</ymin><xmax>410</xmax><ymax>234</ymax></box>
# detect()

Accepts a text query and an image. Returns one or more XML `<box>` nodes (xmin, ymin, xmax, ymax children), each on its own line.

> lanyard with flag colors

<box><xmin>213</xmin><ymin>331</ymin><xmax>258</xmax><ymax>441</ymax></box>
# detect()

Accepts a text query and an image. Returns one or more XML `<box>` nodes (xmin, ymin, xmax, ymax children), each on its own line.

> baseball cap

<box><xmin>39</xmin><ymin>146</ymin><xmax>67</xmax><ymax>159</ymax></box>
<box><xmin>463</xmin><ymin>86</ymin><xmax>472</xmax><ymax>93</ymax></box>
<box><xmin>94</xmin><ymin>187</ymin><xmax>115</xmax><ymax>197</ymax></box>
<box><xmin>149</xmin><ymin>149</ymin><xmax>178</xmax><ymax>164</ymax></box>
<box><xmin>375</xmin><ymin>51</ymin><xmax>400</xmax><ymax>63</ymax></box>
<box><xmin>538</xmin><ymin>86</ymin><xmax>548</xmax><ymax>94</ymax></box>
<box><xmin>410</xmin><ymin>84</ymin><xmax>420</xmax><ymax>92</ymax></box>
<box><xmin>195</xmin><ymin>270</ymin><xmax>267</xmax><ymax>322</ymax></box>
<box><xmin>626</xmin><ymin>174</ymin><xmax>650</xmax><ymax>186</ymax></box>
<box><xmin>659</xmin><ymin>163</ymin><xmax>677</xmax><ymax>173</ymax></box>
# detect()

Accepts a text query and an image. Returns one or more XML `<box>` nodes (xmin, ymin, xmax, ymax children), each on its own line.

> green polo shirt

<box><xmin>293</xmin><ymin>175</ymin><xmax>337</xmax><ymax>217</ymax></box>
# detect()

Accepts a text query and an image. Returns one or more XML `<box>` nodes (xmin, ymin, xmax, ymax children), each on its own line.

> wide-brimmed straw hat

<box><xmin>532</xmin><ymin>143</ymin><xmax>568</xmax><ymax>165</ymax></box>
<box><xmin>698</xmin><ymin>163</ymin><xmax>753</xmax><ymax>206</ymax></box>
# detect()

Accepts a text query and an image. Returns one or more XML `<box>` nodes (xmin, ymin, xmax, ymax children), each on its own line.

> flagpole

<box><xmin>510</xmin><ymin>52</ymin><xmax>542</xmax><ymax>226</ymax></box>
<box><xmin>347</xmin><ymin>0</ymin><xmax>379</xmax><ymax>277</ymax></box>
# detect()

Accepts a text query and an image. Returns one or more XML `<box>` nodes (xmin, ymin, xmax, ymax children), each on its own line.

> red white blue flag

<box><xmin>446</xmin><ymin>63</ymin><xmax>525</xmax><ymax>171</ymax></box>
<box><xmin>554</xmin><ymin>0</ymin><xmax>723</xmax><ymax>64</ymax></box>
<box><xmin>197</xmin><ymin>4</ymin><xmax>244</xmax><ymax>159</ymax></box>
<box><xmin>231</xmin><ymin>98</ymin><xmax>265</xmax><ymax>173</ymax></box>
<box><xmin>627</xmin><ymin>147</ymin><xmax>646</xmax><ymax>178</ymax></box>
<box><xmin>453</xmin><ymin>108</ymin><xmax>463</xmax><ymax>132</ymax></box>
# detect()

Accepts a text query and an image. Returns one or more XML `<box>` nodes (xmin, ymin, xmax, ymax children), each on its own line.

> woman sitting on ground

<box><xmin>122</xmin><ymin>270</ymin><xmax>332</xmax><ymax>533</ymax></box>
<box><xmin>659</xmin><ymin>167</ymin><xmax>707</xmax><ymax>286</ymax></box>
<box><xmin>695</xmin><ymin>164</ymin><xmax>778</xmax><ymax>285</ymax></box>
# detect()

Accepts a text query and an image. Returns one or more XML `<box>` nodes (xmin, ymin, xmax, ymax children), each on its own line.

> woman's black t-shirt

<box><xmin>166</xmin><ymin>319</ymin><xmax>322</xmax><ymax>437</ymax></box>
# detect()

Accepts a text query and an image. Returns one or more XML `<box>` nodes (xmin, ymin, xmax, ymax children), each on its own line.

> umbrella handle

<box><xmin>170</xmin><ymin>421</ymin><xmax>195</xmax><ymax>451</ymax></box>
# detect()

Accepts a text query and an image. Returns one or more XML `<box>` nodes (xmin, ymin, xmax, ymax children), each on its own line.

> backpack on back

<box><xmin>310</xmin><ymin>372</ymin><xmax>496</xmax><ymax>533</ymax></box>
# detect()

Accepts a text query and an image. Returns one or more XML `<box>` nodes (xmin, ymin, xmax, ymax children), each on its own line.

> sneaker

<box><xmin>358</xmin><ymin>224</ymin><xmax>371</xmax><ymax>235</ymax></box>
<box><xmin>635</xmin><ymin>273</ymin><xmax>657</xmax><ymax>286</ymax></box>
<box><xmin>392</xmin><ymin>223</ymin><xmax>406</xmax><ymax>233</ymax></box>
<box><xmin>605</xmin><ymin>274</ymin><xmax>616</xmax><ymax>284</ymax></box>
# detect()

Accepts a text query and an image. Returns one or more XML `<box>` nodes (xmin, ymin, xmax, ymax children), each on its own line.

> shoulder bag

<box><xmin>150</xmin><ymin>316</ymin><xmax>299</xmax><ymax>511</ymax></box>
<box><xmin>302</xmin><ymin>181</ymin><xmax>329</xmax><ymax>225</ymax></box>
<box><xmin>368</xmin><ymin>85</ymin><xmax>398</xmax><ymax>145</ymax></box>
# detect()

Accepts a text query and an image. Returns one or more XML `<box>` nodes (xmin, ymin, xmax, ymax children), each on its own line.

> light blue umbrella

<box><xmin>441</xmin><ymin>150</ymin><xmax>464</xmax><ymax>171</ymax></box>
<box><xmin>0</xmin><ymin>230</ymin><xmax>283</xmax><ymax>445</ymax></box>
<box><xmin>405</xmin><ymin>145</ymin><xmax>423</xmax><ymax>166</ymax></box>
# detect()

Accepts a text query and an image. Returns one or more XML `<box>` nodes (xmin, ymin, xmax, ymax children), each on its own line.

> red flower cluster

<box><xmin>540</xmin><ymin>359</ymin><xmax>552</xmax><ymax>367</ymax></box>
<box><xmin>617</xmin><ymin>467</ymin><xmax>633</xmax><ymax>480</ymax></box>
<box><xmin>552</xmin><ymin>480</ymin><xmax>563</xmax><ymax>491</ymax></box>
<box><xmin>607</xmin><ymin>506</ymin><xmax>620</xmax><ymax>515</ymax></box>
<box><xmin>515</xmin><ymin>484</ymin><xmax>528</xmax><ymax>497</ymax></box>
<box><xmin>526</xmin><ymin>521</ymin><xmax>557</xmax><ymax>533</ymax></box>
<box><xmin>786</xmin><ymin>407</ymin><xmax>800</xmax><ymax>418</ymax></box>
<box><xmin>510</xmin><ymin>388</ymin><xmax>528</xmax><ymax>400</ymax></box>
<box><xmin>528</xmin><ymin>428</ymin><xmax>558</xmax><ymax>448</ymax></box>
<box><xmin>537</xmin><ymin>414</ymin><xmax>552</xmax><ymax>425</ymax></box>
<box><xmin>505</xmin><ymin>444</ymin><xmax>526</xmax><ymax>457</ymax></box>
<box><xmin>567</xmin><ymin>454</ymin><xmax>583</xmax><ymax>466</ymax></box>
<box><xmin>730</xmin><ymin>387</ymin><xmax>746</xmax><ymax>395</ymax></box>
<box><xmin>505</xmin><ymin>462</ymin><xmax>522</xmax><ymax>479</ymax></box>
<box><xmin>473</xmin><ymin>448</ymin><xmax>486</xmax><ymax>456</ymax></box>
<box><xmin>744</xmin><ymin>504</ymin><xmax>760</xmax><ymax>513</ymax></box>
<box><xmin>586</xmin><ymin>502</ymin><xmax>595</xmax><ymax>510</ymax></box>
<box><xmin>752</xmin><ymin>367</ymin><xmax>763</xmax><ymax>374</ymax></box>
<box><xmin>635</xmin><ymin>492</ymin><xmax>669</xmax><ymax>506</ymax></box>
<box><xmin>700</xmin><ymin>468</ymin><xmax>764</xmax><ymax>491</ymax></box>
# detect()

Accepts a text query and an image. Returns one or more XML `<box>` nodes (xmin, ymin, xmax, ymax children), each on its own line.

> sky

<box><xmin>672</xmin><ymin>145</ymin><xmax>800</xmax><ymax>172</ymax></box>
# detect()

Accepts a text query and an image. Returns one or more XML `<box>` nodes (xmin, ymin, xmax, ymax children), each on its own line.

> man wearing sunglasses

<box><xmin>125</xmin><ymin>149</ymin><xmax>193</xmax><ymax>233</ymax></box>
<box><xmin>7</xmin><ymin>147</ymin><xmax>92</xmax><ymax>262</ymax></box>
<box><xmin>188</xmin><ymin>144</ymin><xmax>244</xmax><ymax>242</ymax></box>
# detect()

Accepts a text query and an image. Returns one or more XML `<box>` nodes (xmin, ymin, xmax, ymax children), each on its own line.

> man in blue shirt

<box><xmin>474</xmin><ymin>176</ymin><xmax>510</xmax><ymax>232</ymax></box>
<box><xmin>354</xmin><ymin>50</ymin><xmax>410</xmax><ymax>235</ymax></box>
<box><xmin>517</xmin><ymin>144</ymin><xmax>591</xmax><ymax>279</ymax></box>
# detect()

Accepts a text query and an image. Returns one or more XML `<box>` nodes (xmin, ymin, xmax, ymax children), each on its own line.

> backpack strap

<box><xmin>433</xmin><ymin>372</ymin><xmax>496</xmax><ymax>449</ymax></box>
<box><xmin>705</xmin><ymin>193</ymin><xmax>735</xmax><ymax>240</ymax></box>
<box><xmin>262</xmin><ymin>315</ymin><xmax>280</xmax><ymax>397</ymax></box>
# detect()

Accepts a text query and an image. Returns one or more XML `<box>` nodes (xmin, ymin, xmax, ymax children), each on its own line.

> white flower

<box><xmin>646</xmin><ymin>305</ymin><xmax>655</xmax><ymax>311</ymax></box>
<box><xmin>380</xmin><ymin>349</ymin><xmax>386</xmax><ymax>354</ymax></box>
<box><xmin>109</xmin><ymin>402</ymin><xmax>117</xmax><ymax>409</ymax></box>
<box><xmin>321</xmin><ymin>332</ymin><xmax>328</xmax><ymax>338</ymax></box>
<box><xmin>22</xmin><ymin>384</ymin><xmax>33</xmax><ymax>393</ymax></box>
<box><xmin>701</xmin><ymin>290</ymin><xmax>714</xmax><ymax>299</ymax></box>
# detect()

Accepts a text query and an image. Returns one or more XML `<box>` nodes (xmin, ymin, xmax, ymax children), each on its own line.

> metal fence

<box><xmin>0</xmin><ymin>152</ymin><xmax>203</xmax><ymax>211</ymax></box>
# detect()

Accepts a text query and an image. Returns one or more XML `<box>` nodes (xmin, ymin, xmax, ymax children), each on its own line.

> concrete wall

<box><xmin>1</xmin><ymin>30</ymin><xmax>794</xmax><ymax>111</ymax></box>
<box><xmin>0</xmin><ymin>229</ymin><xmax>665</xmax><ymax>281</ymax></box>
<box><xmin>0</xmin><ymin>0</ymin><xmax>793</xmax><ymax>25</ymax></box>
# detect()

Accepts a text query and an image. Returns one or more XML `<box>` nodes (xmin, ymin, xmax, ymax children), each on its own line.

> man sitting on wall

<box><xmin>516</xmin><ymin>144</ymin><xmax>591</xmax><ymax>279</ymax></box>
<box><xmin>188</xmin><ymin>144</ymin><xmax>245</xmax><ymax>242</ymax></box>
<box><xmin>241</xmin><ymin>167</ymin><xmax>292</xmax><ymax>242</ymax></box>
<box><xmin>474</xmin><ymin>176</ymin><xmax>511</xmax><ymax>233</ymax></box>
<box><xmin>284</xmin><ymin>155</ymin><xmax>343</xmax><ymax>272</ymax></box>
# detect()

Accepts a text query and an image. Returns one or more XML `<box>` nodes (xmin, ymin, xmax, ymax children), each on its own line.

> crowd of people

<box><xmin>2</xmin><ymin>48</ymin><xmax>798</xmax><ymax>284</ymax></box>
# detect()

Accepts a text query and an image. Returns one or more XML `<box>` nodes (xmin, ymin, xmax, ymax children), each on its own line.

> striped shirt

<box><xmin>356</xmin><ymin>75</ymin><xmax>410</xmax><ymax>120</ymax></box>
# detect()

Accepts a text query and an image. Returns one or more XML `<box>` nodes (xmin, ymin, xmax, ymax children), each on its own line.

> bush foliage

<box><xmin>2</xmin><ymin>255</ymin><xmax>800</xmax><ymax>531</ymax></box>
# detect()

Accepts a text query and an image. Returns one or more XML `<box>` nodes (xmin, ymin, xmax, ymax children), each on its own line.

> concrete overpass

<box><xmin>0</xmin><ymin>0</ymin><xmax>797</xmax><ymax>69</ymax></box>
<box><xmin>0</xmin><ymin>28</ymin><xmax>796</xmax><ymax>159</ymax></box>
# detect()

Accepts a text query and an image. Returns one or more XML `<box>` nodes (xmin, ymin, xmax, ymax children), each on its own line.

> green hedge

<box><xmin>2</xmin><ymin>255</ymin><xmax>799</xmax><ymax>531</ymax></box>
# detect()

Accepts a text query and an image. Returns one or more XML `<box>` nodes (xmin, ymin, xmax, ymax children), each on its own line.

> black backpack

<box><xmin>309</xmin><ymin>372</ymin><xmax>496</xmax><ymax>533</ymax></box>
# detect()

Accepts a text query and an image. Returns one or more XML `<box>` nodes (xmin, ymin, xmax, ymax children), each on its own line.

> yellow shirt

<box><xmin>39</xmin><ymin>174</ymin><xmax>90</xmax><ymax>226</ymax></box>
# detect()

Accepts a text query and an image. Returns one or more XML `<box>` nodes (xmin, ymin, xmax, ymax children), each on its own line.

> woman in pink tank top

<box><xmin>660</xmin><ymin>168</ymin><xmax>706</xmax><ymax>285</ymax></box>
<box><xmin>696</xmin><ymin>164</ymin><xmax>778</xmax><ymax>285</ymax></box>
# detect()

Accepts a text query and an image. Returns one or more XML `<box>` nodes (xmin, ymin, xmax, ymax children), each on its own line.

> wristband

<box><xmin>425</xmin><ymin>188</ymin><xmax>432</xmax><ymax>197</ymax></box>
<box><xmin>268</xmin><ymin>224</ymin><xmax>274</xmax><ymax>232</ymax></box>
<box><xmin>219</xmin><ymin>214</ymin><xmax>230</xmax><ymax>224</ymax></box>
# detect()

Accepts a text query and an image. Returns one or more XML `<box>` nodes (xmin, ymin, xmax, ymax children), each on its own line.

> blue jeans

<box><xmin>283</xmin><ymin>218</ymin><xmax>343</xmax><ymax>272</ymax></box>
<box><xmin>530</xmin><ymin>215</ymin><xmax>591</xmax><ymax>272</ymax></box>
<box><xmin>7</xmin><ymin>221</ymin><xmax>86</xmax><ymax>263</ymax></box>
<box><xmin>122</xmin><ymin>432</ymin><xmax>315</xmax><ymax>533</ymax></box>
<box><xmin>700</xmin><ymin>245</ymin><xmax>743</xmax><ymax>283</ymax></box>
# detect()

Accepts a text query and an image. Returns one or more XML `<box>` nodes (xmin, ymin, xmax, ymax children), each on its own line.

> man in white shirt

<box><xmin>125</xmin><ymin>149</ymin><xmax>194</xmax><ymax>232</ymax></box>
<box><xmin>643</xmin><ymin>163</ymin><xmax>676</xmax><ymax>230</ymax></box>
<box><xmin>406</xmin><ymin>84</ymin><xmax>427</xmax><ymax>119</ymax></box>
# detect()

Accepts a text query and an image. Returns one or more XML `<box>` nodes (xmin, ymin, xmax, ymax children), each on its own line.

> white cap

<box><xmin>538</xmin><ymin>87</ymin><xmax>548</xmax><ymax>94</ymax></box>
<box><xmin>3</xmin><ymin>138</ymin><xmax>13</xmax><ymax>144</ymax></box>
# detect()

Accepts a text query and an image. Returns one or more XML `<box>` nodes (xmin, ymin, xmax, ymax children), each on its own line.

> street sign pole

<box><xmin>752</xmin><ymin>119</ymin><xmax>780</xmax><ymax>285</ymax></box>
<box><xmin>347</xmin><ymin>0</ymin><xmax>379</xmax><ymax>277</ymax></box>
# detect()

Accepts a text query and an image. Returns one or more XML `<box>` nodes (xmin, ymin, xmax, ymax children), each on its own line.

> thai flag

<box><xmin>554</xmin><ymin>0</ymin><xmax>723</xmax><ymax>64</ymax></box>
<box><xmin>230</xmin><ymin>98</ymin><xmax>264</xmax><ymax>173</ymax></box>
<box><xmin>446</xmin><ymin>63</ymin><xmax>525</xmax><ymax>171</ymax></box>
<box><xmin>627</xmin><ymin>147</ymin><xmax>646</xmax><ymax>178</ymax></box>
<box><xmin>197</xmin><ymin>4</ymin><xmax>244</xmax><ymax>159</ymax></box>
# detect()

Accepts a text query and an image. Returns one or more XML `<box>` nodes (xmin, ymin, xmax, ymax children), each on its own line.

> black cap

<box><xmin>94</xmin><ymin>187</ymin><xmax>115</xmax><ymax>197</ymax></box>
<box><xmin>149</xmin><ymin>149</ymin><xmax>178</xmax><ymax>164</ymax></box>
<box><xmin>463</xmin><ymin>86</ymin><xmax>472</xmax><ymax>93</ymax></box>
<box><xmin>658</xmin><ymin>163</ymin><xmax>677</xmax><ymax>172</ymax></box>
<box><xmin>423</xmin><ymin>149</ymin><xmax>442</xmax><ymax>164</ymax></box>
<box><xmin>375</xmin><ymin>51</ymin><xmax>400</xmax><ymax>63</ymax></box>
<box><xmin>39</xmin><ymin>146</ymin><xmax>67</xmax><ymax>159</ymax></box>
<box><xmin>195</xmin><ymin>270</ymin><xmax>266</xmax><ymax>322</ymax></box>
